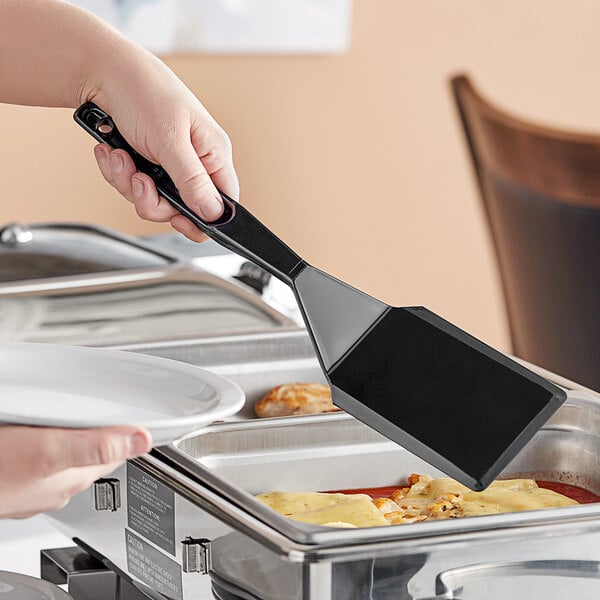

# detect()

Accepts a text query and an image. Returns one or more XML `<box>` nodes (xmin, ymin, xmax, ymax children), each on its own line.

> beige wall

<box><xmin>3</xmin><ymin>0</ymin><xmax>600</xmax><ymax>351</ymax></box>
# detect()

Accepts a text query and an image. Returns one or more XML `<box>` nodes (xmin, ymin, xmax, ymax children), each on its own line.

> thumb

<box><xmin>43</xmin><ymin>426</ymin><xmax>152</xmax><ymax>473</ymax></box>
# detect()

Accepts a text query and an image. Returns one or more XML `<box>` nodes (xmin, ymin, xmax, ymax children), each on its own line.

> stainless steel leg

<box><xmin>303</xmin><ymin>562</ymin><xmax>333</xmax><ymax>600</ymax></box>
<box><xmin>41</xmin><ymin>547</ymin><xmax>155</xmax><ymax>600</ymax></box>
<box><xmin>41</xmin><ymin>547</ymin><xmax>118</xmax><ymax>600</ymax></box>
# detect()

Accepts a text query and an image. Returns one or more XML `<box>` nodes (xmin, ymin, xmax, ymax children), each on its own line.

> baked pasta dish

<box><xmin>256</xmin><ymin>474</ymin><xmax>580</xmax><ymax>528</ymax></box>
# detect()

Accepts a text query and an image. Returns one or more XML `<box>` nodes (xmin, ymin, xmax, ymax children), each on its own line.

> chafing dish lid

<box><xmin>0</xmin><ymin>222</ymin><xmax>295</xmax><ymax>346</ymax></box>
<box><xmin>0</xmin><ymin>222</ymin><xmax>172</xmax><ymax>281</ymax></box>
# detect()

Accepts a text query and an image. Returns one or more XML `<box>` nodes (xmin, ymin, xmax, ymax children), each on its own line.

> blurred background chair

<box><xmin>451</xmin><ymin>74</ymin><xmax>600</xmax><ymax>392</ymax></box>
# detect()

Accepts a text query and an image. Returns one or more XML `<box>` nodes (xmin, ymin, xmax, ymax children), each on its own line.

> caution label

<box><xmin>125</xmin><ymin>529</ymin><xmax>183</xmax><ymax>600</ymax></box>
<box><xmin>127</xmin><ymin>462</ymin><xmax>176</xmax><ymax>555</ymax></box>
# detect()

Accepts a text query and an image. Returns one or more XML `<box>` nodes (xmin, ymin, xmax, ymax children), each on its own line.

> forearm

<box><xmin>0</xmin><ymin>0</ymin><xmax>148</xmax><ymax>109</ymax></box>
<box><xmin>0</xmin><ymin>0</ymin><xmax>234</xmax><ymax>232</ymax></box>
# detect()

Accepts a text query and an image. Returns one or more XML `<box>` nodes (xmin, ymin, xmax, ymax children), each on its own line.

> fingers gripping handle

<box><xmin>73</xmin><ymin>103</ymin><xmax>305</xmax><ymax>284</ymax></box>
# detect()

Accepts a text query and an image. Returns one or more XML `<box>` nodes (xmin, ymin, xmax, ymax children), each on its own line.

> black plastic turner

<box><xmin>74</xmin><ymin>103</ymin><xmax>566</xmax><ymax>491</ymax></box>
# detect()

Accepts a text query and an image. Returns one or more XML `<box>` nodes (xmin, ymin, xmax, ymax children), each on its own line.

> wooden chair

<box><xmin>451</xmin><ymin>75</ymin><xmax>600</xmax><ymax>391</ymax></box>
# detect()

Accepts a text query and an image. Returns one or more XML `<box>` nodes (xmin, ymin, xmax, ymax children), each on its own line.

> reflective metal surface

<box><xmin>429</xmin><ymin>559</ymin><xmax>600</xmax><ymax>599</ymax></box>
<box><xmin>0</xmin><ymin>223</ymin><xmax>296</xmax><ymax>346</ymax></box>
<box><xmin>125</xmin><ymin>330</ymin><xmax>322</xmax><ymax>419</ymax></box>
<box><xmin>0</xmin><ymin>222</ymin><xmax>34</xmax><ymax>246</ymax></box>
<box><xmin>24</xmin><ymin>225</ymin><xmax>596</xmax><ymax>598</ymax></box>
<box><xmin>46</xmin><ymin>352</ymin><xmax>600</xmax><ymax>599</ymax></box>
<box><xmin>0</xmin><ymin>223</ymin><xmax>172</xmax><ymax>281</ymax></box>
<box><xmin>171</xmin><ymin>389</ymin><xmax>600</xmax><ymax>547</ymax></box>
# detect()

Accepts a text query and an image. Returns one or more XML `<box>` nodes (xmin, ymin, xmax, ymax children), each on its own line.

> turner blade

<box><xmin>291</xmin><ymin>267</ymin><xmax>564</xmax><ymax>490</ymax></box>
<box><xmin>293</xmin><ymin>266</ymin><xmax>388</xmax><ymax>370</ymax></box>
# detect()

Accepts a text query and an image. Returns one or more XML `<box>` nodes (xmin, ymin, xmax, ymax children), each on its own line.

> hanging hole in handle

<box><xmin>96</xmin><ymin>117</ymin><xmax>114</xmax><ymax>135</ymax></box>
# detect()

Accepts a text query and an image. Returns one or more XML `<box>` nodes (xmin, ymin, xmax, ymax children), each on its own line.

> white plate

<box><xmin>0</xmin><ymin>342</ymin><xmax>244</xmax><ymax>445</ymax></box>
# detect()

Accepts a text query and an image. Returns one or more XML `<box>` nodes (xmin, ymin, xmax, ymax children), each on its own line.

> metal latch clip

<box><xmin>182</xmin><ymin>537</ymin><xmax>212</xmax><ymax>574</ymax></box>
<box><xmin>93</xmin><ymin>478</ymin><xmax>121</xmax><ymax>512</ymax></box>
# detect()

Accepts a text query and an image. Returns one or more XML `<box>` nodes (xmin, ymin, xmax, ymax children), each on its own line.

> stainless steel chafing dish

<box><xmin>0</xmin><ymin>221</ymin><xmax>296</xmax><ymax>346</ymax></box>
<box><xmin>46</xmin><ymin>335</ymin><xmax>600</xmax><ymax>599</ymax></box>
<box><xmin>15</xmin><ymin>222</ymin><xmax>600</xmax><ymax>598</ymax></box>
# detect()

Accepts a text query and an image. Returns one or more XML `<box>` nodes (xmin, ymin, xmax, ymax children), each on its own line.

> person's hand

<box><xmin>88</xmin><ymin>41</ymin><xmax>238</xmax><ymax>243</ymax></box>
<box><xmin>0</xmin><ymin>425</ymin><xmax>152</xmax><ymax>519</ymax></box>
<box><xmin>1</xmin><ymin>1</ymin><xmax>237</xmax><ymax>242</ymax></box>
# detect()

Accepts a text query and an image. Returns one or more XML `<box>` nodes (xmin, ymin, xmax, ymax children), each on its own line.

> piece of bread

<box><xmin>254</xmin><ymin>383</ymin><xmax>341</xmax><ymax>418</ymax></box>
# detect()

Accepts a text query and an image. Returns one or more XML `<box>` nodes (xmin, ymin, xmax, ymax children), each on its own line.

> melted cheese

<box><xmin>256</xmin><ymin>491</ymin><xmax>389</xmax><ymax>528</ymax></box>
<box><xmin>404</xmin><ymin>476</ymin><xmax>578</xmax><ymax>517</ymax></box>
<box><xmin>256</xmin><ymin>476</ymin><xmax>579</xmax><ymax>528</ymax></box>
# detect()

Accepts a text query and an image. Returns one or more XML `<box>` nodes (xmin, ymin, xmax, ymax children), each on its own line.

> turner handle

<box><xmin>74</xmin><ymin>103</ymin><xmax>305</xmax><ymax>285</ymax></box>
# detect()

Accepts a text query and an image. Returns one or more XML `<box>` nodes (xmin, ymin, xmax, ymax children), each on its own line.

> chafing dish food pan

<box><xmin>171</xmin><ymin>389</ymin><xmax>600</xmax><ymax>545</ymax></box>
<box><xmin>123</xmin><ymin>329</ymin><xmax>324</xmax><ymax>419</ymax></box>
<box><xmin>49</xmin><ymin>385</ymin><xmax>600</xmax><ymax>600</ymax></box>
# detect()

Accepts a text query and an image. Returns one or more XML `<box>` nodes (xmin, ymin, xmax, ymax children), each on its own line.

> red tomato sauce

<box><xmin>536</xmin><ymin>481</ymin><xmax>600</xmax><ymax>504</ymax></box>
<box><xmin>328</xmin><ymin>481</ymin><xmax>600</xmax><ymax>504</ymax></box>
